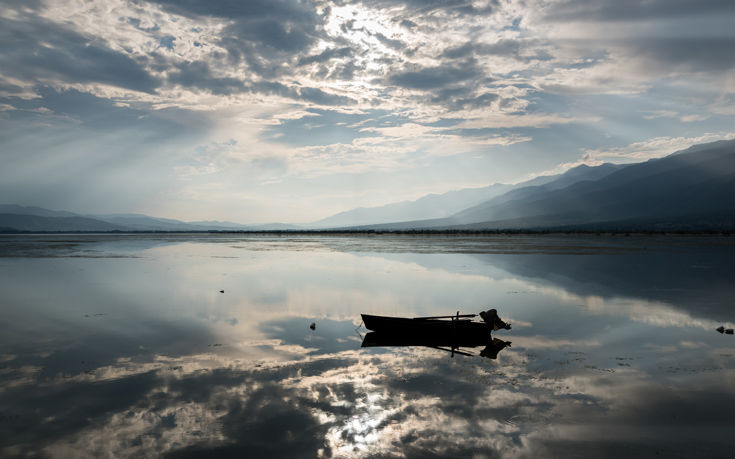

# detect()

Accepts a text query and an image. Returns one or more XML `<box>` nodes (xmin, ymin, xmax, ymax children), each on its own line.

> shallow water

<box><xmin>1</xmin><ymin>234</ymin><xmax>734</xmax><ymax>458</ymax></box>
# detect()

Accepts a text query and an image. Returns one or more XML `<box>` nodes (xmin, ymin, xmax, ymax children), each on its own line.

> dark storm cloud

<box><xmin>0</xmin><ymin>15</ymin><xmax>160</xmax><ymax>93</ymax></box>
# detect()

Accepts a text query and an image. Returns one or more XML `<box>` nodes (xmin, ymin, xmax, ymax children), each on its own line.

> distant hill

<box><xmin>0</xmin><ymin>214</ymin><xmax>128</xmax><ymax>232</ymax></box>
<box><xmin>308</xmin><ymin>171</ymin><xmax>571</xmax><ymax>229</ymax></box>
<box><xmin>0</xmin><ymin>204</ymin><xmax>79</xmax><ymax>218</ymax></box>
<box><xmin>448</xmin><ymin>139</ymin><xmax>735</xmax><ymax>229</ymax></box>
<box><xmin>5</xmin><ymin>140</ymin><xmax>733</xmax><ymax>233</ymax></box>
<box><xmin>0</xmin><ymin>207</ymin><xmax>297</xmax><ymax>232</ymax></box>
<box><xmin>349</xmin><ymin>139</ymin><xmax>734</xmax><ymax>231</ymax></box>
<box><xmin>337</xmin><ymin>161</ymin><xmax>631</xmax><ymax>230</ymax></box>
<box><xmin>336</xmin><ymin>140</ymin><xmax>735</xmax><ymax>231</ymax></box>
<box><xmin>90</xmin><ymin>214</ymin><xmax>301</xmax><ymax>231</ymax></box>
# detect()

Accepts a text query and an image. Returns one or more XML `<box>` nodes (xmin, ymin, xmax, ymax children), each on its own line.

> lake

<box><xmin>1</xmin><ymin>233</ymin><xmax>734</xmax><ymax>458</ymax></box>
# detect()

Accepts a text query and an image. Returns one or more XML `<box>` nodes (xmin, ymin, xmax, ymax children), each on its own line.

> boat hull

<box><xmin>361</xmin><ymin>314</ymin><xmax>489</xmax><ymax>334</ymax></box>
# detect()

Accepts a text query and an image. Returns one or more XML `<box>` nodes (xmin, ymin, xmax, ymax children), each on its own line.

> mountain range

<box><xmin>0</xmin><ymin>206</ymin><xmax>299</xmax><ymax>232</ymax></box>
<box><xmin>2</xmin><ymin>140</ymin><xmax>734</xmax><ymax>232</ymax></box>
<box><xmin>345</xmin><ymin>139</ymin><xmax>735</xmax><ymax>231</ymax></box>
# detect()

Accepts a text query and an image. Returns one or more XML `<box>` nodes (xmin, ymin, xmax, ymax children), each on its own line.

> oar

<box><xmin>413</xmin><ymin>313</ymin><xmax>476</xmax><ymax>320</ymax></box>
<box><xmin>428</xmin><ymin>346</ymin><xmax>473</xmax><ymax>357</ymax></box>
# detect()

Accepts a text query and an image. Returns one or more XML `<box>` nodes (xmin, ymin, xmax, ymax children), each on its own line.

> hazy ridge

<box><xmin>2</xmin><ymin>140</ymin><xmax>734</xmax><ymax>232</ymax></box>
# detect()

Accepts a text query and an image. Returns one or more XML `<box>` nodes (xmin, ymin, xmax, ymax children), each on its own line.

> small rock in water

<box><xmin>310</xmin><ymin>322</ymin><xmax>316</xmax><ymax>330</ymax></box>
<box><xmin>716</xmin><ymin>326</ymin><xmax>725</xmax><ymax>334</ymax></box>
<box><xmin>219</xmin><ymin>290</ymin><xmax>224</xmax><ymax>293</ymax></box>
<box><xmin>726</xmin><ymin>329</ymin><xmax>734</xmax><ymax>335</ymax></box>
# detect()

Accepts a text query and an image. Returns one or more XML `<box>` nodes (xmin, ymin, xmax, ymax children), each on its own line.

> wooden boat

<box><xmin>361</xmin><ymin>312</ymin><xmax>486</xmax><ymax>334</ymax></box>
<box><xmin>360</xmin><ymin>311</ymin><xmax>511</xmax><ymax>358</ymax></box>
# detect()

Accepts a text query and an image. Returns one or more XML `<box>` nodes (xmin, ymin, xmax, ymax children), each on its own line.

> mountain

<box><xmin>0</xmin><ymin>214</ymin><xmax>127</xmax><ymax>232</ymax></box>
<box><xmin>0</xmin><ymin>207</ymin><xmax>296</xmax><ymax>232</ymax></box>
<box><xmin>308</xmin><ymin>172</ymin><xmax>569</xmax><ymax>229</ymax></box>
<box><xmin>448</xmin><ymin>139</ymin><xmax>735</xmax><ymax>229</ymax></box>
<box><xmin>0</xmin><ymin>204</ymin><xmax>79</xmax><ymax>218</ymax></box>
<box><xmin>243</xmin><ymin>223</ymin><xmax>303</xmax><ymax>231</ymax></box>
<box><xmin>335</xmin><ymin>161</ymin><xmax>630</xmax><ymax>230</ymax></box>
<box><xmin>91</xmin><ymin>214</ymin><xmax>300</xmax><ymax>231</ymax></box>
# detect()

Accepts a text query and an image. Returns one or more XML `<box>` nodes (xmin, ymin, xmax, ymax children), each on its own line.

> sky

<box><xmin>1</xmin><ymin>0</ymin><xmax>735</xmax><ymax>224</ymax></box>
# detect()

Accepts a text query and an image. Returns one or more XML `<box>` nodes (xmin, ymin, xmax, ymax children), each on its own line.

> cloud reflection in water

<box><xmin>1</xmin><ymin>234</ymin><xmax>734</xmax><ymax>457</ymax></box>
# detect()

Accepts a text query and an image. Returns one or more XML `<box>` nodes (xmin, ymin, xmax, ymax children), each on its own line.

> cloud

<box><xmin>388</xmin><ymin>62</ymin><xmax>484</xmax><ymax>90</ymax></box>
<box><xmin>1</xmin><ymin>0</ymin><xmax>735</xmax><ymax>221</ymax></box>
<box><xmin>166</xmin><ymin>61</ymin><xmax>246</xmax><ymax>95</ymax></box>
<box><xmin>0</xmin><ymin>14</ymin><xmax>160</xmax><ymax>94</ymax></box>
<box><xmin>442</xmin><ymin>39</ymin><xmax>552</xmax><ymax>62</ymax></box>
<box><xmin>297</xmin><ymin>47</ymin><xmax>354</xmax><ymax>66</ymax></box>
<box><xmin>149</xmin><ymin>0</ymin><xmax>324</xmax><ymax>77</ymax></box>
<box><xmin>583</xmin><ymin>133</ymin><xmax>735</xmax><ymax>162</ymax></box>
<box><xmin>542</xmin><ymin>0</ymin><xmax>735</xmax><ymax>22</ymax></box>
<box><xmin>625</xmin><ymin>37</ymin><xmax>735</xmax><ymax>73</ymax></box>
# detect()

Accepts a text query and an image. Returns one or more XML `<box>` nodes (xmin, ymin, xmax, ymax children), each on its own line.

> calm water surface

<box><xmin>1</xmin><ymin>234</ymin><xmax>734</xmax><ymax>458</ymax></box>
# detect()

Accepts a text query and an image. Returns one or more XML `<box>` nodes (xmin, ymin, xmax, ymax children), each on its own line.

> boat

<box><xmin>360</xmin><ymin>310</ymin><xmax>511</xmax><ymax>358</ymax></box>
<box><xmin>361</xmin><ymin>312</ymin><xmax>485</xmax><ymax>334</ymax></box>
<box><xmin>361</xmin><ymin>309</ymin><xmax>510</xmax><ymax>334</ymax></box>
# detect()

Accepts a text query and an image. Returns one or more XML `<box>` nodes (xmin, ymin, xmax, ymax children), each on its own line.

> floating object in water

<box><xmin>361</xmin><ymin>311</ymin><xmax>511</xmax><ymax>360</ymax></box>
<box><xmin>362</xmin><ymin>312</ymin><xmax>483</xmax><ymax>334</ymax></box>
<box><xmin>360</xmin><ymin>310</ymin><xmax>511</xmax><ymax>358</ymax></box>
<box><xmin>219</xmin><ymin>290</ymin><xmax>224</xmax><ymax>293</ymax></box>
<box><xmin>726</xmin><ymin>329</ymin><xmax>734</xmax><ymax>335</ymax></box>
<box><xmin>361</xmin><ymin>309</ymin><xmax>511</xmax><ymax>335</ymax></box>
<box><xmin>310</xmin><ymin>322</ymin><xmax>316</xmax><ymax>330</ymax></box>
<box><xmin>717</xmin><ymin>326</ymin><xmax>725</xmax><ymax>334</ymax></box>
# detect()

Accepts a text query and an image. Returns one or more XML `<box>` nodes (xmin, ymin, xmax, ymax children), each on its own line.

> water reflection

<box><xmin>1</xmin><ymin>234</ymin><xmax>734</xmax><ymax>457</ymax></box>
<box><xmin>362</xmin><ymin>332</ymin><xmax>512</xmax><ymax>360</ymax></box>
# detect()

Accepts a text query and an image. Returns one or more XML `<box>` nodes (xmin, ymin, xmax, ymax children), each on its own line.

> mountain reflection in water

<box><xmin>1</xmin><ymin>234</ymin><xmax>734</xmax><ymax>458</ymax></box>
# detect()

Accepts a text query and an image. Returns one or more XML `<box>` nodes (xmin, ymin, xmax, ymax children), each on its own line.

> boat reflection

<box><xmin>360</xmin><ymin>310</ymin><xmax>512</xmax><ymax>358</ymax></box>
<box><xmin>361</xmin><ymin>331</ymin><xmax>511</xmax><ymax>359</ymax></box>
